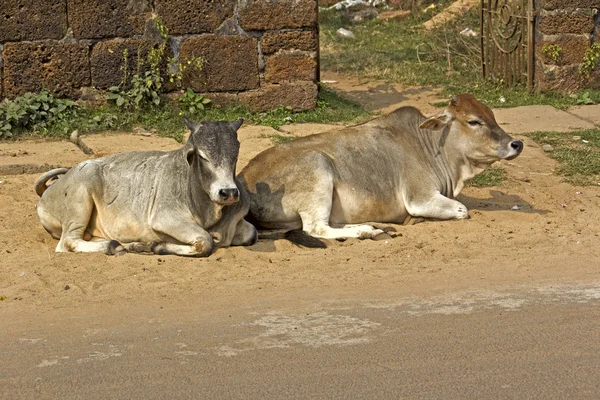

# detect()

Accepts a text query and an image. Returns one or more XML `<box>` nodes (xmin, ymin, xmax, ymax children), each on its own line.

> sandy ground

<box><xmin>1</xmin><ymin>91</ymin><xmax>600</xmax><ymax>397</ymax></box>
<box><xmin>1</xmin><ymin>120</ymin><xmax>599</xmax><ymax>313</ymax></box>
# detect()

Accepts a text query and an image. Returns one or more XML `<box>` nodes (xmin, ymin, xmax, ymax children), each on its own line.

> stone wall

<box><xmin>535</xmin><ymin>0</ymin><xmax>600</xmax><ymax>92</ymax></box>
<box><xmin>0</xmin><ymin>0</ymin><xmax>319</xmax><ymax>111</ymax></box>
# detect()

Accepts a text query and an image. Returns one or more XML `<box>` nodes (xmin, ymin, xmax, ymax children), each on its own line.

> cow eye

<box><xmin>468</xmin><ymin>120</ymin><xmax>482</xmax><ymax>126</ymax></box>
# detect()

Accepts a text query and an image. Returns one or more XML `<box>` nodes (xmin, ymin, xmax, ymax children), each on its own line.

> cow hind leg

<box><xmin>232</xmin><ymin>219</ymin><xmax>258</xmax><ymax>246</ymax></box>
<box><xmin>57</xmin><ymin>236</ymin><xmax>126</xmax><ymax>255</ymax></box>
<box><xmin>297</xmin><ymin>176</ymin><xmax>385</xmax><ymax>240</ymax></box>
<box><xmin>53</xmin><ymin>188</ymin><xmax>126</xmax><ymax>255</ymax></box>
<box><xmin>37</xmin><ymin>205</ymin><xmax>62</xmax><ymax>240</ymax></box>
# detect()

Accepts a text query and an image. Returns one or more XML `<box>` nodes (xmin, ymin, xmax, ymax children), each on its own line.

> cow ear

<box><xmin>230</xmin><ymin>118</ymin><xmax>244</xmax><ymax>131</ymax></box>
<box><xmin>419</xmin><ymin>112</ymin><xmax>451</xmax><ymax>131</ymax></box>
<box><xmin>185</xmin><ymin>144</ymin><xmax>197</xmax><ymax>165</ymax></box>
<box><xmin>184</xmin><ymin>117</ymin><xmax>196</xmax><ymax>131</ymax></box>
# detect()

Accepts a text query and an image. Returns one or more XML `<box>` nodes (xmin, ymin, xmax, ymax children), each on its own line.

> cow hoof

<box><xmin>128</xmin><ymin>243</ymin><xmax>153</xmax><ymax>253</ymax></box>
<box><xmin>151</xmin><ymin>242</ymin><xmax>168</xmax><ymax>255</ymax></box>
<box><xmin>373</xmin><ymin>232</ymin><xmax>393</xmax><ymax>241</ymax></box>
<box><xmin>457</xmin><ymin>208</ymin><xmax>470</xmax><ymax>220</ymax></box>
<box><xmin>107</xmin><ymin>240</ymin><xmax>127</xmax><ymax>256</ymax></box>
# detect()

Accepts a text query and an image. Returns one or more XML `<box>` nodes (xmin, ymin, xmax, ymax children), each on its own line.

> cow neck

<box><xmin>419</xmin><ymin>125</ymin><xmax>475</xmax><ymax>199</ymax></box>
<box><xmin>185</xmin><ymin>155</ymin><xmax>223</xmax><ymax>228</ymax></box>
<box><xmin>437</xmin><ymin>126</ymin><xmax>480</xmax><ymax>198</ymax></box>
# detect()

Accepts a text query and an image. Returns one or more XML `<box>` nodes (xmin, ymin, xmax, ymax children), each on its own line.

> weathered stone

<box><xmin>239</xmin><ymin>82</ymin><xmax>318</xmax><ymax>111</ymax></box>
<box><xmin>90</xmin><ymin>39</ymin><xmax>170</xmax><ymax>90</ymax></box>
<box><xmin>238</xmin><ymin>0</ymin><xmax>317</xmax><ymax>31</ymax></box>
<box><xmin>155</xmin><ymin>0</ymin><xmax>236</xmax><ymax>35</ymax></box>
<box><xmin>67</xmin><ymin>0</ymin><xmax>148</xmax><ymax>40</ymax></box>
<box><xmin>0</xmin><ymin>0</ymin><xmax>67</xmax><ymax>42</ymax></box>
<box><xmin>1</xmin><ymin>46</ymin><xmax>3</xmax><ymax>99</ymax></box>
<box><xmin>261</xmin><ymin>31</ymin><xmax>318</xmax><ymax>54</ymax></box>
<box><xmin>3</xmin><ymin>41</ymin><xmax>90</xmax><ymax>98</ymax></box>
<box><xmin>542</xmin><ymin>144</ymin><xmax>554</xmax><ymax>152</ymax></box>
<box><xmin>197</xmin><ymin>92</ymin><xmax>238</xmax><ymax>108</ymax></box>
<box><xmin>169</xmin><ymin>91</ymin><xmax>238</xmax><ymax>109</ymax></box>
<box><xmin>536</xmin><ymin>64</ymin><xmax>600</xmax><ymax>93</ymax></box>
<box><xmin>537</xmin><ymin>36</ymin><xmax>591</xmax><ymax>66</ymax></box>
<box><xmin>539</xmin><ymin>13</ymin><xmax>594</xmax><ymax>35</ymax></box>
<box><xmin>265</xmin><ymin>54</ymin><xmax>317</xmax><ymax>83</ymax></box>
<box><xmin>180</xmin><ymin>36</ymin><xmax>259</xmax><ymax>92</ymax></box>
<box><xmin>542</xmin><ymin>0</ymin><xmax>600</xmax><ymax>10</ymax></box>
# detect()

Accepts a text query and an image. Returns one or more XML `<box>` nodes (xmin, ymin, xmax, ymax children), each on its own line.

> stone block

<box><xmin>536</xmin><ymin>64</ymin><xmax>600</xmax><ymax>93</ymax></box>
<box><xmin>261</xmin><ymin>31</ymin><xmax>318</xmax><ymax>54</ymax></box>
<box><xmin>541</xmin><ymin>0</ymin><xmax>600</xmax><ymax>10</ymax></box>
<box><xmin>0</xmin><ymin>0</ymin><xmax>67</xmax><ymax>42</ymax></box>
<box><xmin>198</xmin><ymin>92</ymin><xmax>238</xmax><ymax>108</ymax></box>
<box><xmin>3</xmin><ymin>41</ymin><xmax>90</xmax><ymax>98</ymax></box>
<box><xmin>538</xmin><ymin>13</ymin><xmax>594</xmax><ymax>35</ymax></box>
<box><xmin>67</xmin><ymin>0</ymin><xmax>148</xmax><ymax>40</ymax></box>
<box><xmin>180</xmin><ymin>35</ymin><xmax>259</xmax><ymax>92</ymax></box>
<box><xmin>538</xmin><ymin>36</ymin><xmax>591</xmax><ymax>66</ymax></box>
<box><xmin>238</xmin><ymin>0</ymin><xmax>317</xmax><ymax>31</ymax></box>
<box><xmin>264</xmin><ymin>54</ymin><xmax>317</xmax><ymax>83</ymax></box>
<box><xmin>155</xmin><ymin>0</ymin><xmax>235</xmax><ymax>35</ymax></box>
<box><xmin>239</xmin><ymin>82</ymin><xmax>318</xmax><ymax>111</ymax></box>
<box><xmin>90</xmin><ymin>38</ymin><xmax>171</xmax><ymax>90</ymax></box>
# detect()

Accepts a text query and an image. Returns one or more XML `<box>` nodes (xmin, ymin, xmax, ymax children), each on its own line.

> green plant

<box><xmin>541</xmin><ymin>44</ymin><xmax>562</xmax><ymax>63</ymax></box>
<box><xmin>0</xmin><ymin>90</ymin><xmax>78</xmax><ymax>138</ymax></box>
<box><xmin>580</xmin><ymin>42</ymin><xmax>600</xmax><ymax>78</ymax></box>
<box><xmin>529</xmin><ymin>129</ymin><xmax>600</xmax><ymax>185</ymax></box>
<box><xmin>467</xmin><ymin>166</ymin><xmax>505</xmax><ymax>187</ymax></box>
<box><xmin>178</xmin><ymin>88</ymin><xmax>211</xmax><ymax>115</ymax></box>
<box><xmin>106</xmin><ymin>19</ymin><xmax>169</xmax><ymax>111</ymax></box>
<box><xmin>569</xmin><ymin>91</ymin><xmax>596</xmax><ymax>105</ymax></box>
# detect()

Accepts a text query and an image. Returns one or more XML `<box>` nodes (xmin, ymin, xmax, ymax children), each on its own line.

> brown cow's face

<box><xmin>420</xmin><ymin>94</ymin><xmax>523</xmax><ymax>165</ymax></box>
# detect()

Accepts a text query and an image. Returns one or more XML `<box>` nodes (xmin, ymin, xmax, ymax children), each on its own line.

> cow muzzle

<box><xmin>505</xmin><ymin>140</ymin><xmax>523</xmax><ymax>160</ymax></box>
<box><xmin>217</xmin><ymin>188</ymin><xmax>240</xmax><ymax>205</ymax></box>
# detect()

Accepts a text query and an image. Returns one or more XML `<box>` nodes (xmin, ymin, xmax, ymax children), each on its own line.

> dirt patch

<box><xmin>321</xmin><ymin>71</ymin><xmax>445</xmax><ymax>115</ymax></box>
<box><xmin>1</xmin><ymin>124</ymin><xmax>599</xmax><ymax>317</ymax></box>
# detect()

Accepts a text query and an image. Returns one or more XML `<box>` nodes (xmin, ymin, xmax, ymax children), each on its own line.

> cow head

<box><xmin>419</xmin><ymin>94</ymin><xmax>523</xmax><ymax>166</ymax></box>
<box><xmin>184</xmin><ymin>118</ymin><xmax>243</xmax><ymax>206</ymax></box>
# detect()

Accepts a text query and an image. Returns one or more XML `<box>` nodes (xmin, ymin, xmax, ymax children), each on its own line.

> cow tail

<box><xmin>34</xmin><ymin>168</ymin><xmax>69</xmax><ymax>197</ymax></box>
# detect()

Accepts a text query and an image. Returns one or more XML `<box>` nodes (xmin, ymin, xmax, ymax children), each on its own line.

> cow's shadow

<box><xmin>458</xmin><ymin>190</ymin><xmax>549</xmax><ymax>215</ymax></box>
<box><xmin>242</xmin><ymin>187</ymin><xmax>550</xmax><ymax>253</ymax></box>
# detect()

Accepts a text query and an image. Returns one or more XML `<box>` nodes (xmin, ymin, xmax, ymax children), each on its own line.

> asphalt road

<box><xmin>2</xmin><ymin>284</ymin><xmax>600</xmax><ymax>399</ymax></box>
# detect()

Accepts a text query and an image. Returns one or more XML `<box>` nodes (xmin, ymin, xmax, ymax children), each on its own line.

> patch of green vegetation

<box><xmin>541</xmin><ymin>44</ymin><xmax>562</xmax><ymax>63</ymax></box>
<box><xmin>467</xmin><ymin>166</ymin><xmax>505</xmax><ymax>187</ymax></box>
<box><xmin>528</xmin><ymin>129</ymin><xmax>600</xmax><ymax>185</ymax></box>
<box><xmin>580</xmin><ymin>43</ymin><xmax>600</xmax><ymax>79</ymax></box>
<box><xmin>0</xmin><ymin>91</ymin><xmax>79</xmax><ymax>138</ymax></box>
<box><xmin>247</xmin><ymin>85</ymin><xmax>371</xmax><ymax>129</ymax></box>
<box><xmin>259</xmin><ymin>133</ymin><xmax>297</xmax><ymax>145</ymax></box>
<box><xmin>179</xmin><ymin>88</ymin><xmax>211</xmax><ymax>115</ymax></box>
<box><xmin>1</xmin><ymin>85</ymin><xmax>371</xmax><ymax>142</ymax></box>
<box><xmin>319</xmin><ymin>7</ymin><xmax>600</xmax><ymax>108</ymax></box>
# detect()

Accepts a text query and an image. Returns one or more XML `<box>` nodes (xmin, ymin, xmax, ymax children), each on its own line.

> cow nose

<box><xmin>219</xmin><ymin>188</ymin><xmax>239</xmax><ymax>201</ymax></box>
<box><xmin>510</xmin><ymin>140</ymin><xmax>523</xmax><ymax>152</ymax></box>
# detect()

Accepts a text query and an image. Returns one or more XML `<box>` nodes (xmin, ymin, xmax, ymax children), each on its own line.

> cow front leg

<box><xmin>405</xmin><ymin>192</ymin><xmax>469</xmax><ymax>220</ymax></box>
<box><xmin>150</xmin><ymin>217</ymin><xmax>214</xmax><ymax>257</ymax></box>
